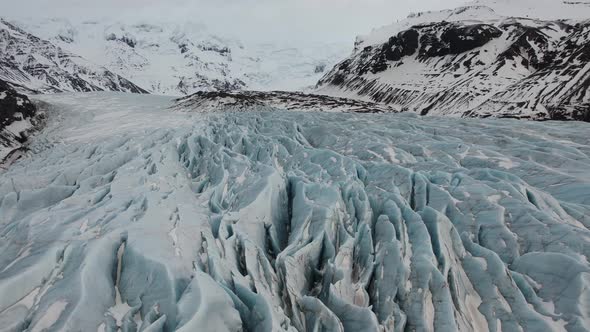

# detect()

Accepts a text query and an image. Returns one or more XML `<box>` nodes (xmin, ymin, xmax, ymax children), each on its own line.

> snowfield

<box><xmin>0</xmin><ymin>19</ymin><xmax>148</xmax><ymax>95</ymax></box>
<box><xmin>12</xmin><ymin>18</ymin><xmax>349</xmax><ymax>95</ymax></box>
<box><xmin>1</xmin><ymin>92</ymin><xmax>590</xmax><ymax>331</ymax></box>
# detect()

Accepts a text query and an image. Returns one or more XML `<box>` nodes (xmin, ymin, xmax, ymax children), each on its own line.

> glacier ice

<box><xmin>0</xmin><ymin>92</ymin><xmax>589</xmax><ymax>331</ymax></box>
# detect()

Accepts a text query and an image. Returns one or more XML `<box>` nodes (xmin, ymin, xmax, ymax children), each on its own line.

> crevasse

<box><xmin>0</xmin><ymin>93</ymin><xmax>589</xmax><ymax>331</ymax></box>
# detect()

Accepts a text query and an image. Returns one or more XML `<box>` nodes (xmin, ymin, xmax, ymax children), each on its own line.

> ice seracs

<box><xmin>0</xmin><ymin>92</ymin><xmax>589</xmax><ymax>331</ymax></box>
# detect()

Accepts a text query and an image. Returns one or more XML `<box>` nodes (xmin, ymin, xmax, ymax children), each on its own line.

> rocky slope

<box><xmin>173</xmin><ymin>90</ymin><xmax>398</xmax><ymax>113</ymax></box>
<box><xmin>0</xmin><ymin>79</ymin><xmax>42</xmax><ymax>165</ymax></box>
<box><xmin>0</xmin><ymin>19</ymin><xmax>149</xmax><ymax>94</ymax></box>
<box><xmin>317</xmin><ymin>2</ymin><xmax>590</xmax><ymax>121</ymax></box>
<box><xmin>15</xmin><ymin>18</ymin><xmax>349</xmax><ymax>95</ymax></box>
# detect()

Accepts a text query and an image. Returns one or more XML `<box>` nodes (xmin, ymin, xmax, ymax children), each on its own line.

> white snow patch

<box><xmin>384</xmin><ymin>146</ymin><xmax>400</xmax><ymax>163</ymax></box>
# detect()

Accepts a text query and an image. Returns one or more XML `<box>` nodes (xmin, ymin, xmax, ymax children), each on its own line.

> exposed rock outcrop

<box><xmin>317</xmin><ymin>5</ymin><xmax>590</xmax><ymax>121</ymax></box>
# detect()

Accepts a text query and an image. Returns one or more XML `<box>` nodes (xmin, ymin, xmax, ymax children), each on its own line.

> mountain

<box><xmin>316</xmin><ymin>1</ymin><xmax>590</xmax><ymax>121</ymax></box>
<box><xmin>0</xmin><ymin>19</ymin><xmax>148</xmax><ymax>94</ymax></box>
<box><xmin>1</xmin><ymin>92</ymin><xmax>589</xmax><ymax>331</ymax></box>
<box><xmin>0</xmin><ymin>79</ymin><xmax>42</xmax><ymax>165</ymax></box>
<box><xmin>15</xmin><ymin>18</ymin><xmax>349</xmax><ymax>95</ymax></box>
<box><xmin>471</xmin><ymin>0</ymin><xmax>590</xmax><ymax>20</ymax></box>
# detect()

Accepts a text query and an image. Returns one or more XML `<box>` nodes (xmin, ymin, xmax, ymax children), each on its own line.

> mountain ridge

<box><xmin>13</xmin><ymin>18</ymin><xmax>349</xmax><ymax>96</ymax></box>
<box><xmin>0</xmin><ymin>19</ymin><xmax>148</xmax><ymax>94</ymax></box>
<box><xmin>316</xmin><ymin>3</ymin><xmax>590</xmax><ymax>121</ymax></box>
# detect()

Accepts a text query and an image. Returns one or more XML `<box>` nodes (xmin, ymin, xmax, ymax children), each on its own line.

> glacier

<box><xmin>0</xmin><ymin>92</ymin><xmax>590</xmax><ymax>331</ymax></box>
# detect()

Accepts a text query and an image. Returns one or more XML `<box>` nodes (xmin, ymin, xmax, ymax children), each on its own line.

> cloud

<box><xmin>1</xmin><ymin>0</ymin><xmax>466</xmax><ymax>42</ymax></box>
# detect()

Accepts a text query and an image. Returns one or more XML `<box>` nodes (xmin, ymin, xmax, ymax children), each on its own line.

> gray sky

<box><xmin>1</xmin><ymin>0</ymin><xmax>466</xmax><ymax>42</ymax></box>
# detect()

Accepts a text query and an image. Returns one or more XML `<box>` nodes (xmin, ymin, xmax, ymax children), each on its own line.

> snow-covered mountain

<box><xmin>1</xmin><ymin>92</ymin><xmax>589</xmax><ymax>331</ymax></box>
<box><xmin>14</xmin><ymin>18</ymin><xmax>349</xmax><ymax>96</ymax></box>
<box><xmin>0</xmin><ymin>79</ymin><xmax>42</xmax><ymax>165</ymax></box>
<box><xmin>472</xmin><ymin>0</ymin><xmax>590</xmax><ymax>20</ymax></box>
<box><xmin>317</xmin><ymin>1</ymin><xmax>590</xmax><ymax>120</ymax></box>
<box><xmin>0</xmin><ymin>19</ymin><xmax>148</xmax><ymax>94</ymax></box>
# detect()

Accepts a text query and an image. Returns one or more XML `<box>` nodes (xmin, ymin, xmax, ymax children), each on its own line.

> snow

<box><xmin>358</xmin><ymin>0</ymin><xmax>590</xmax><ymax>48</ymax></box>
<box><xmin>14</xmin><ymin>18</ymin><xmax>350</xmax><ymax>95</ymax></box>
<box><xmin>0</xmin><ymin>92</ymin><xmax>589</xmax><ymax>331</ymax></box>
<box><xmin>4</xmin><ymin>118</ymin><xmax>32</xmax><ymax>136</ymax></box>
<box><xmin>0</xmin><ymin>19</ymin><xmax>146</xmax><ymax>94</ymax></box>
<box><xmin>473</xmin><ymin>0</ymin><xmax>590</xmax><ymax>20</ymax></box>
<box><xmin>317</xmin><ymin>0</ymin><xmax>590</xmax><ymax>120</ymax></box>
<box><xmin>356</xmin><ymin>5</ymin><xmax>499</xmax><ymax>48</ymax></box>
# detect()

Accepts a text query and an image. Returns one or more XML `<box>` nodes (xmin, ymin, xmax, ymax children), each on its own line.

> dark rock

<box><xmin>383</xmin><ymin>29</ymin><xmax>420</xmax><ymax>62</ymax></box>
<box><xmin>178</xmin><ymin>43</ymin><xmax>190</xmax><ymax>54</ymax></box>
<box><xmin>0</xmin><ymin>80</ymin><xmax>36</xmax><ymax>130</ymax></box>
<box><xmin>499</xmin><ymin>25</ymin><xmax>552</xmax><ymax>70</ymax></box>
<box><xmin>314</xmin><ymin>64</ymin><xmax>326</xmax><ymax>73</ymax></box>
<box><xmin>105</xmin><ymin>32</ymin><xmax>136</xmax><ymax>48</ymax></box>
<box><xmin>441</xmin><ymin>24</ymin><xmax>502</xmax><ymax>55</ymax></box>
<box><xmin>317</xmin><ymin>15</ymin><xmax>590</xmax><ymax>121</ymax></box>
<box><xmin>173</xmin><ymin>90</ymin><xmax>399</xmax><ymax>114</ymax></box>
<box><xmin>0</xmin><ymin>79</ymin><xmax>42</xmax><ymax>163</ymax></box>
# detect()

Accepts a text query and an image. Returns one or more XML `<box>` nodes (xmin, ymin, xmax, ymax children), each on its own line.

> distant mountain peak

<box><xmin>11</xmin><ymin>18</ymin><xmax>349</xmax><ymax>96</ymax></box>
<box><xmin>0</xmin><ymin>18</ymin><xmax>148</xmax><ymax>94</ymax></box>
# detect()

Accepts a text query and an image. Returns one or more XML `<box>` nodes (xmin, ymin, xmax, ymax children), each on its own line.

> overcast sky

<box><xmin>1</xmin><ymin>0</ymin><xmax>466</xmax><ymax>42</ymax></box>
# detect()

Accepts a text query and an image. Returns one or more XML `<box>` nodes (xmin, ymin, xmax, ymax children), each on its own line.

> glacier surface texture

<box><xmin>0</xmin><ymin>93</ymin><xmax>589</xmax><ymax>331</ymax></box>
